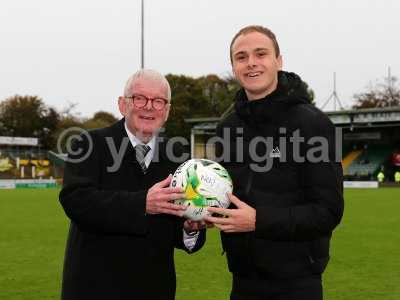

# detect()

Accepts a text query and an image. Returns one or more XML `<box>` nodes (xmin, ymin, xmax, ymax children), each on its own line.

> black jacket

<box><xmin>59</xmin><ymin>119</ymin><xmax>205</xmax><ymax>300</ymax></box>
<box><xmin>216</xmin><ymin>71</ymin><xmax>344</xmax><ymax>279</ymax></box>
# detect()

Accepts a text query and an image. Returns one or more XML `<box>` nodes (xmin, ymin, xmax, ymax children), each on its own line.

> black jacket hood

<box><xmin>234</xmin><ymin>71</ymin><xmax>310</xmax><ymax>124</ymax></box>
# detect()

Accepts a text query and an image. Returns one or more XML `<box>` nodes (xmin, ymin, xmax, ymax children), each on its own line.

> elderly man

<box><xmin>59</xmin><ymin>69</ymin><xmax>205</xmax><ymax>300</ymax></box>
<box><xmin>205</xmin><ymin>25</ymin><xmax>344</xmax><ymax>300</ymax></box>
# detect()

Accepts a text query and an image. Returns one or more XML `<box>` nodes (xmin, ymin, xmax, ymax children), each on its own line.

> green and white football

<box><xmin>170</xmin><ymin>159</ymin><xmax>233</xmax><ymax>221</ymax></box>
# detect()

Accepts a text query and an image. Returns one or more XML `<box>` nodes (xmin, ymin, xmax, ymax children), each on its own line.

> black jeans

<box><xmin>230</xmin><ymin>274</ymin><xmax>322</xmax><ymax>300</ymax></box>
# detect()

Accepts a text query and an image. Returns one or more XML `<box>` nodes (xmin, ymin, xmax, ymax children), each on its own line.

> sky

<box><xmin>1</xmin><ymin>0</ymin><xmax>399</xmax><ymax>118</ymax></box>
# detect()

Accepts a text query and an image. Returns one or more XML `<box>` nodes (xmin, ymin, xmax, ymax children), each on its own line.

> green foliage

<box><xmin>92</xmin><ymin>111</ymin><xmax>118</xmax><ymax>124</ymax></box>
<box><xmin>0</xmin><ymin>96</ymin><xmax>118</xmax><ymax>150</ymax></box>
<box><xmin>1</xmin><ymin>73</ymin><xmax>318</xmax><ymax>148</ymax></box>
<box><xmin>0</xmin><ymin>95</ymin><xmax>60</xmax><ymax>149</ymax></box>
<box><xmin>82</xmin><ymin>111</ymin><xmax>118</xmax><ymax>130</ymax></box>
<box><xmin>165</xmin><ymin>74</ymin><xmax>239</xmax><ymax>139</ymax></box>
<box><xmin>165</xmin><ymin>74</ymin><xmax>200</xmax><ymax>139</ymax></box>
<box><xmin>1</xmin><ymin>188</ymin><xmax>400</xmax><ymax>300</ymax></box>
<box><xmin>0</xmin><ymin>73</ymin><xmax>240</xmax><ymax>149</ymax></box>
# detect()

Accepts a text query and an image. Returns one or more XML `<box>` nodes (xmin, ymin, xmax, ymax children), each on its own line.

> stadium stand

<box><xmin>48</xmin><ymin>151</ymin><xmax>66</xmax><ymax>179</ymax></box>
<box><xmin>0</xmin><ymin>136</ymin><xmax>54</xmax><ymax>180</ymax></box>
<box><xmin>342</xmin><ymin>149</ymin><xmax>363</xmax><ymax>170</ymax></box>
<box><xmin>344</xmin><ymin>145</ymin><xmax>393</xmax><ymax>180</ymax></box>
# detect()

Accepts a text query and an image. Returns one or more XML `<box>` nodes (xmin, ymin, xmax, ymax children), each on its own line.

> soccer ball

<box><xmin>170</xmin><ymin>159</ymin><xmax>233</xmax><ymax>221</ymax></box>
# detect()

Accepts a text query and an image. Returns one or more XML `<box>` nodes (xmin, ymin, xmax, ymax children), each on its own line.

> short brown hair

<box><xmin>230</xmin><ymin>25</ymin><xmax>280</xmax><ymax>63</ymax></box>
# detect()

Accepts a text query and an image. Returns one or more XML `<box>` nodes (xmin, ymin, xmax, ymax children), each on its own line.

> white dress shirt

<box><xmin>124</xmin><ymin>122</ymin><xmax>156</xmax><ymax>168</ymax></box>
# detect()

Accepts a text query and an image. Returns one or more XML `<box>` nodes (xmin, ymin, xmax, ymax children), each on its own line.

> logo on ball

<box><xmin>170</xmin><ymin>159</ymin><xmax>233</xmax><ymax>220</ymax></box>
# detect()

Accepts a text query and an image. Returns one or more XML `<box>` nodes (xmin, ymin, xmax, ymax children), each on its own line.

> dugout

<box><xmin>0</xmin><ymin>136</ymin><xmax>53</xmax><ymax>180</ymax></box>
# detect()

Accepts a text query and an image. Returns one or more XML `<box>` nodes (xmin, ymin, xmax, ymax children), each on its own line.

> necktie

<box><xmin>135</xmin><ymin>144</ymin><xmax>151</xmax><ymax>173</ymax></box>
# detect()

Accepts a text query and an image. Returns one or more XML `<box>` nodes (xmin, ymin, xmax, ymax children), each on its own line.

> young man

<box><xmin>205</xmin><ymin>26</ymin><xmax>344</xmax><ymax>300</ymax></box>
<box><xmin>59</xmin><ymin>69</ymin><xmax>205</xmax><ymax>300</ymax></box>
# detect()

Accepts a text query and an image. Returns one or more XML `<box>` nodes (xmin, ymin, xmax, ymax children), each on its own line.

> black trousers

<box><xmin>230</xmin><ymin>274</ymin><xmax>322</xmax><ymax>300</ymax></box>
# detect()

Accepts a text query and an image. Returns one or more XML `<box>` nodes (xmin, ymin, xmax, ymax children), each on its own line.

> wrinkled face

<box><xmin>231</xmin><ymin>31</ymin><xmax>282</xmax><ymax>100</ymax></box>
<box><xmin>118</xmin><ymin>78</ymin><xmax>170</xmax><ymax>140</ymax></box>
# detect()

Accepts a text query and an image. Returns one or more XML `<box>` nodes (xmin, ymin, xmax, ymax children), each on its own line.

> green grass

<box><xmin>0</xmin><ymin>188</ymin><xmax>399</xmax><ymax>299</ymax></box>
<box><xmin>324</xmin><ymin>189</ymin><xmax>400</xmax><ymax>300</ymax></box>
<box><xmin>0</xmin><ymin>189</ymin><xmax>67</xmax><ymax>300</ymax></box>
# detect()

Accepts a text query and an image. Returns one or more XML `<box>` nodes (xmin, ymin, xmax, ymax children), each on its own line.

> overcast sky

<box><xmin>1</xmin><ymin>0</ymin><xmax>399</xmax><ymax>118</ymax></box>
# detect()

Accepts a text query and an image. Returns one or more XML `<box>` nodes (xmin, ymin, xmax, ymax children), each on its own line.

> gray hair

<box><xmin>123</xmin><ymin>69</ymin><xmax>171</xmax><ymax>100</ymax></box>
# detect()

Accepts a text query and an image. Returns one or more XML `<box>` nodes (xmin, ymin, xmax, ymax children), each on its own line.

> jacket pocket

<box><xmin>253</xmin><ymin>238</ymin><xmax>314</xmax><ymax>278</ymax></box>
<box><xmin>221</xmin><ymin>232</ymin><xmax>253</xmax><ymax>274</ymax></box>
<box><xmin>308</xmin><ymin>255</ymin><xmax>330</xmax><ymax>274</ymax></box>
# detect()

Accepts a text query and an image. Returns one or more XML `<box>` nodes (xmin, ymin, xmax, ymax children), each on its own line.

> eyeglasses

<box><xmin>125</xmin><ymin>94</ymin><xmax>169</xmax><ymax>110</ymax></box>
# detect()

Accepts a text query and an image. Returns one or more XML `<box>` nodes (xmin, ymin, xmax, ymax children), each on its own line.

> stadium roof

<box><xmin>0</xmin><ymin>136</ymin><xmax>39</xmax><ymax>146</ymax></box>
<box><xmin>185</xmin><ymin>106</ymin><xmax>400</xmax><ymax>131</ymax></box>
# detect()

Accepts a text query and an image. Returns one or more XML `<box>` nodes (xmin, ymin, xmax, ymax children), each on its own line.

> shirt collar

<box><xmin>124</xmin><ymin>121</ymin><xmax>156</xmax><ymax>165</ymax></box>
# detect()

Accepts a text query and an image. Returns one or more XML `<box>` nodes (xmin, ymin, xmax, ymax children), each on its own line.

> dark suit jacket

<box><xmin>59</xmin><ymin>119</ymin><xmax>205</xmax><ymax>300</ymax></box>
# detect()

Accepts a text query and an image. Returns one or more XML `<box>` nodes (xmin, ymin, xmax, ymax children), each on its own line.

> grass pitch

<box><xmin>0</xmin><ymin>188</ymin><xmax>399</xmax><ymax>299</ymax></box>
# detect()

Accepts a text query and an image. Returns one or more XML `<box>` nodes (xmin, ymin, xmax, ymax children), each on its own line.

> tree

<box><xmin>0</xmin><ymin>96</ymin><xmax>121</xmax><ymax>150</ymax></box>
<box><xmin>353</xmin><ymin>75</ymin><xmax>400</xmax><ymax>109</ymax></box>
<box><xmin>198</xmin><ymin>74</ymin><xmax>240</xmax><ymax>115</ymax></box>
<box><xmin>165</xmin><ymin>74</ymin><xmax>237</xmax><ymax>139</ymax></box>
<box><xmin>83</xmin><ymin>111</ymin><xmax>118</xmax><ymax>129</ymax></box>
<box><xmin>0</xmin><ymin>95</ymin><xmax>60</xmax><ymax>149</ymax></box>
<box><xmin>165</xmin><ymin>74</ymin><xmax>201</xmax><ymax>139</ymax></box>
<box><xmin>92</xmin><ymin>111</ymin><xmax>118</xmax><ymax>124</ymax></box>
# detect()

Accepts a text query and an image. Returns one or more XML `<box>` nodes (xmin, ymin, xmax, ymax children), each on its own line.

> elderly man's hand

<box><xmin>146</xmin><ymin>175</ymin><xmax>186</xmax><ymax>216</ymax></box>
<box><xmin>183</xmin><ymin>219</ymin><xmax>214</xmax><ymax>231</ymax></box>
<box><xmin>204</xmin><ymin>193</ymin><xmax>256</xmax><ymax>233</ymax></box>
<box><xmin>183</xmin><ymin>220</ymin><xmax>205</xmax><ymax>233</ymax></box>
